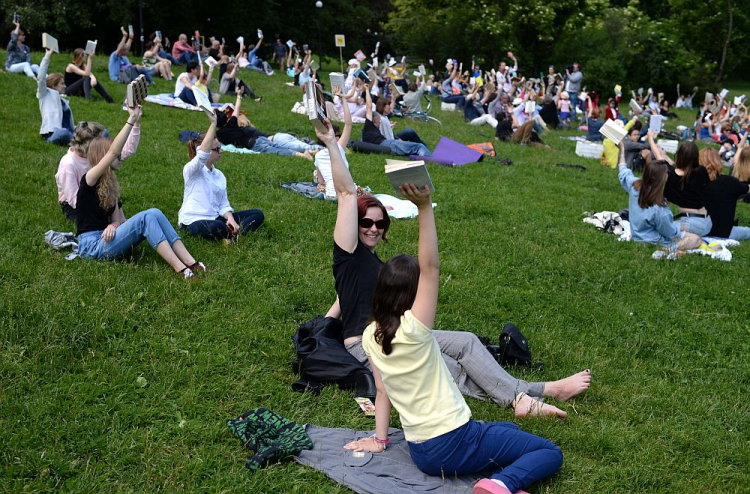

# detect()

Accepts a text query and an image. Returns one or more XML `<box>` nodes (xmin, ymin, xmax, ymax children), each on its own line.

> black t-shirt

<box><xmin>538</xmin><ymin>102</ymin><xmax>559</xmax><ymax>128</ymax></box>
<box><xmin>704</xmin><ymin>175</ymin><xmax>750</xmax><ymax>237</ymax></box>
<box><xmin>664</xmin><ymin>165</ymin><xmax>710</xmax><ymax>209</ymax></box>
<box><xmin>332</xmin><ymin>240</ymin><xmax>383</xmax><ymax>341</ymax></box>
<box><xmin>362</xmin><ymin>118</ymin><xmax>386</xmax><ymax>145</ymax></box>
<box><xmin>216</xmin><ymin>116</ymin><xmax>268</xmax><ymax>149</ymax></box>
<box><xmin>208</xmin><ymin>48</ymin><xmax>220</xmax><ymax>59</ymax></box>
<box><xmin>64</xmin><ymin>71</ymin><xmax>83</xmax><ymax>87</ymax></box>
<box><xmin>76</xmin><ymin>174</ymin><xmax>115</xmax><ymax>236</ymax></box>
<box><xmin>495</xmin><ymin>120</ymin><xmax>513</xmax><ymax>141</ymax></box>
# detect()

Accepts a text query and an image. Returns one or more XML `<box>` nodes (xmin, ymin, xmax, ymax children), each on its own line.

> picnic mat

<box><xmin>145</xmin><ymin>93</ymin><xmax>227</xmax><ymax>111</ymax></box>
<box><xmin>412</xmin><ymin>137</ymin><xmax>483</xmax><ymax>167</ymax></box>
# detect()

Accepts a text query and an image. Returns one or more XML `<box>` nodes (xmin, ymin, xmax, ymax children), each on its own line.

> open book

<box><xmin>309</xmin><ymin>59</ymin><xmax>319</xmax><ymax>72</ymax></box>
<box><xmin>42</xmin><ymin>33</ymin><xmax>59</xmax><ymax>53</ymax></box>
<box><xmin>385</xmin><ymin>159</ymin><xmax>435</xmax><ymax>197</ymax></box>
<box><xmin>418</xmin><ymin>64</ymin><xmax>426</xmax><ymax>76</ymax></box>
<box><xmin>204</xmin><ymin>56</ymin><xmax>218</xmax><ymax>68</ymax></box>
<box><xmin>126</xmin><ymin>75</ymin><xmax>148</xmax><ymax>108</ymax></box>
<box><xmin>599</xmin><ymin>119</ymin><xmax>627</xmax><ymax>145</ymax></box>
<box><xmin>191</xmin><ymin>86</ymin><xmax>213</xmax><ymax>112</ymax></box>
<box><xmin>329</xmin><ymin>72</ymin><xmax>345</xmax><ymax>90</ymax></box>
<box><xmin>629</xmin><ymin>99</ymin><xmax>642</xmax><ymax>113</ymax></box>
<box><xmin>304</xmin><ymin>80</ymin><xmax>328</xmax><ymax>132</ymax></box>
<box><xmin>354</xmin><ymin>49</ymin><xmax>366</xmax><ymax>61</ymax></box>
<box><xmin>84</xmin><ymin>40</ymin><xmax>97</xmax><ymax>56</ymax></box>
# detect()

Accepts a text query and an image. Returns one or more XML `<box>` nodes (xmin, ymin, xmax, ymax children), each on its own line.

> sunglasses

<box><xmin>359</xmin><ymin>218</ymin><xmax>387</xmax><ymax>230</ymax></box>
<box><xmin>212</xmin><ymin>146</ymin><xmax>222</xmax><ymax>153</ymax></box>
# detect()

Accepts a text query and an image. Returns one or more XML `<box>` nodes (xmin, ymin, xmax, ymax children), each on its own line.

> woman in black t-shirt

<box><xmin>317</xmin><ymin>121</ymin><xmax>589</xmax><ymax>418</ymax></box>
<box><xmin>76</xmin><ymin>107</ymin><xmax>207</xmax><ymax>279</ymax></box>
<box><xmin>65</xmin><ymin>49</ymin><xmax>114</xmax><ymax>102</ymax></box>
<box><xmin>700</xmin><ymin>147</ymin><xmax>750</xmax><ymax>239</ymax></box>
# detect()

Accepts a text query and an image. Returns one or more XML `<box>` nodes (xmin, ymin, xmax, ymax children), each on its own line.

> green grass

<box><xmin>1</xmin><ymin>54</ymin><xmax>749</xmax><ymax>493</ymax></box>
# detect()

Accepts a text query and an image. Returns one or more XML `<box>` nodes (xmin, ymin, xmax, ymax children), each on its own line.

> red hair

<box><xmin>357</xmin><ymin>195</ymin><xmax>390</xmax><ymax>242</ymax></box>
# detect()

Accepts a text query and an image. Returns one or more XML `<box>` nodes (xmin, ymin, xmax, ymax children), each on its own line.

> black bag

<box><xmin>495</xmin><ymin>323</ymin><xmax>533</xmax><ymax>368</ymax></box>
<box><xmin>631</xmin><ymin>153</ymin><xmax>646</xmax><ymax>173</ymax></box>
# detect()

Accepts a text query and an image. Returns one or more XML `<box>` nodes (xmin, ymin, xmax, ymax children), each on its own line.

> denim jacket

<box><xmin>5</xmin><ymin>33</ymin><xmax>32</xmax><ymax>69</ymax></box>
<box><xmin>619</xmin><ymin>164</ymin><xmax>682</xmax><ymax>245</ymax></box>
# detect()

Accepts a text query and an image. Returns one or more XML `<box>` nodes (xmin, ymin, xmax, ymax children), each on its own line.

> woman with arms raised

<box><xmin>65</xmin><ymin>49</ymin><xmax>114</xmax><ymax>102</ymax></box>
<box><xmin>343</xmin><ymin>181</ymin><xmax>563</xmax><ymax>494</ymax></box>
<box><xmin>318</xmin><ymin>120</ymin><xmax>590</xmax><ymax>418</ymax></box>
<box><xmin>76</xmin><ymin>106</ymin><xmax>206</xmax><ymax>279</ymax></box>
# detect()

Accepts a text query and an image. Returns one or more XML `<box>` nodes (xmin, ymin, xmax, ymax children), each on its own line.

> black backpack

<box><xmin>485</xmin><ymin>323</ymin><xmax>538</xmax><ymax>368</ymax></box>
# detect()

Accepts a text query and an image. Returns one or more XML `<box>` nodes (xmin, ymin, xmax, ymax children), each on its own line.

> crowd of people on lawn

<box><xmin>6</xmin><ymin>18</ymin><xmax>750</xmax><ymax>494</ymax></box>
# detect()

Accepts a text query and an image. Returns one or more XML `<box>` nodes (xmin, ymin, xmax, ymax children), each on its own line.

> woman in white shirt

<box><xmin>178</xmin><ymin>110</ymin><xmax>264</xmax><ymax>240</ymax></box>
<box><xmin>314</xmin><ymin>85</ymin><xmax>353</xmax><ymax>199</ymax></box>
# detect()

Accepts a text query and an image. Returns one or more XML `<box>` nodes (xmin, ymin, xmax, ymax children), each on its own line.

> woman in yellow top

<box><xmin>343</xmin><ymin>182</ymin><xmax>563</xmax><ymax>494</ymax></box>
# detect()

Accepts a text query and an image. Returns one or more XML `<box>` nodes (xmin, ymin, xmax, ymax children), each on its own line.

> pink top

<box><xmin>172</xmin><ymin>41</ymin><xmax>195</xmax><ymax>59</ymax></box>
<box><xmin>559</xmin><ymin>100</ymin><xmax>571</xmax><ymax>112</ymax></box>
<box><xmin>55</xmin><ymin>124</ymin><xmax>140</xmax><ymax>207</ymax></box>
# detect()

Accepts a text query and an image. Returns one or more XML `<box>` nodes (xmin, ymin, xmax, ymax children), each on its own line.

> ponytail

<box><xmin>188</xmin><ymin>133</ymin><xmax>207</xmax><ymax>159</ymax></box>
<box><xmin>370</xmin><ymin>254</ymin><xmax>420</xmax><ymax>355</ymax></box>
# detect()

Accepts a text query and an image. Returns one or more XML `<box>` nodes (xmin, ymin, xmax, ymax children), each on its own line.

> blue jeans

<box><xmin>383</xmin><ymin>138</ymin><xmax>432</xmax><ymax>157</ymax></box>
<box><xmin>180</xmin><ymin>210</ymin><xmax>265</xmax><ymax>240</ymax></box>
<box><xmin>442</xmin><ymin>94</ymin><xmax>466</xmax><ymax>109</ymax></box>
<box><xmin>157</xmin><ymin>50</ymin><xmax>178</xmax><ymax>65</ymax></box>
<box><xmin>77</xmin><ymin>208</ymin><xmax>181</xmax><ymax>260</ymax></box>
<box><xmin>178</xmin><ymin>87</ymin><xmax>214</xmax><ymax>107</ymax></box>
<box><xmin>395</xmin><ymin>128</ymin><xmax>426</xmax><ymax>146</ymax></box>
<box><xmin>44</xmin><ymin>128</ymin><xmax>74</xmax><ymax>146</ymax></box>
<box><xmin>568</xmin><ymin>91</ymin><xmax>579</xmax><ymax>121</ymax></box>
<box><xmin>674</xmin><ymin>215</ymin><xmax>712</xmax><ymax>237</ymax></box>
<box><xmin>271</xmin><ymin>133</ymin><xmax>323</xmax><ymax>153</ymax></box>
<box><xmin>133</xmin><ymin>66</ymin><xmax>154</xmax><ymax>84</ymax></box>
<box><xmin>408</xmin><ymin>420</ymin><xmax>563</xmax><ymax>493</ymax></box>
<box><xmin>729</xmin><ymin>226</ymin><xmax>750</xmax><ymax>241</ymax></box>
<box><xmin>176</xmin><ymin>51</ymin><xmax>199</xmax><ymax>65</ymax></box>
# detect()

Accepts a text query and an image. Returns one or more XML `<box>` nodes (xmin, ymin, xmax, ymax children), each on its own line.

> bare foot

<box><xmin>513</xmin><ymin>393</ymin><xmax>567</xmax><ymax>419</ymax></box>
<box><xmin>297</xmin><ymin>151</ymin><xmax>314</xmax><ymax>161</ymax></box>
<box><xmin>544</xmin><ymin>369</ymin><xmax>591</xmax><ymax>401</ymax></box>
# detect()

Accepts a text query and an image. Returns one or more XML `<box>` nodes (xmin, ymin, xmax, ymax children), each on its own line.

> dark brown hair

<box><xmin>674</xmin><ymin>141</ymin><xmax>700</xmax><ymax>189</ymax></box>
<box><xmin>371</xmin><ymin>254</ymin><xmax>420</xmax><ymax>355</ymax></box>
<box><xmin>375</xmin><ymin>97</ymin><xmax>391</xmax><ymax>115</ymax></box>
<box><xmin>633</xmin><ymin>160</ymin><xmax>669</xmax><ymax>208</ymax></box>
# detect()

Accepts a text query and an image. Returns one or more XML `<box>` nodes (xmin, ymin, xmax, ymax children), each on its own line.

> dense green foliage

<box><xmin>0</xmin><ymin>52</ymin><xmax>749</xmax><ymax>492</ymax></box>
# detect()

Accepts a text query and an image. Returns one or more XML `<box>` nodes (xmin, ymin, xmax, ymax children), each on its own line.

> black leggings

<box><xmin>65</xmin><ymin>76</ymin><xmax>113</xmax><ymax>102</ymax></box>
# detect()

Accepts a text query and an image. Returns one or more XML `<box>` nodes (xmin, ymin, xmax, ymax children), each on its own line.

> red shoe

<box><xmin>473</xmin><ymin>479</ymin><xmax>512</xmax><ymax>494</ymax></box>
<box><xmin>190</xmin><ymin>262</ymin><xmax>208</xmax><ymax>273</ymax></box>
<box><xmin>178</xmin><ymin>267</ymin><xmax>196</xmax><ymax>280</ymax></box>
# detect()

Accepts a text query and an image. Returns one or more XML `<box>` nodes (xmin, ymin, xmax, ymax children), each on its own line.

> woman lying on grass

<box><xmin>318</xmin><ymin>121</ymin><xmax>590</xmax><ymax>418</ymax></box>
<box><xmin>342</xmin><ymin>182</ymin><xmax>563</xmax><ymax>494</ymax></box>
<box><xmin>76</xmin><ymin>106</ymin><xmax>207</xmax><ymax>279</ymax></box>
<box><xmin>617</xmin><ymin>136</ymin><xmax>701</xmax><ymax>250</ymax></box>
<box><xmin>178</xmin><ymin>109</ymin><xmax>264</xmax><ymax>240</ymax></box>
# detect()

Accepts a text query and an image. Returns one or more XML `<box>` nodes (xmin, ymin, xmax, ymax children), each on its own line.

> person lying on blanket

<box><xmin>215</xmin><ymin>87</ymin><xmax>322</xmax><ymax>161</ymax></box>
<box><xmin>317</xmin><ymin>121</ymin><xmax>590</xmax><ymax>419</ymax></box>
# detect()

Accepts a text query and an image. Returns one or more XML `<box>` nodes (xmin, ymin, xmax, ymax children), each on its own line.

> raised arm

<box><xmin>403</xmin><ymin>183</ymin><xmax>438</xmax><ymax>330</ymax></box>
<box><xmin>37</xmin><ymin>50</ymin><xmax>52</xmax><ymax>99</ymax></box>
<box><xmin>206</xmin><ymin>64</ymin><xmax>214</xmax><ymax>85</ymax></box>
<box><xmin>315</xmin><ymin>121</ymin><xmax>358</xmax><ymax>252</ymax></box>
<box><xmin>647</xmin><ymin>130</ymin><xmax>669</xmax><ymax>163</ymax></box>
<box><xmin>365</xmin><ymin>83</ymin><xmax>373</xmax><ymax>121</ymax></box>
<box><xmin>333</xmin><ymin>86</ymin><xmax>353</xmax><ymax>146</ymax></box>
<box><xmin>200</xmin><ymin>108</ymin><xmax>218</xmax><ymax>153</ymax></box>
<box><xmin>734</xmin><ymin>131</ymin><xmax>748</xmax><ymax>167</ymax></box>
<box><xmin>86</xmin><ymin>106</ymin><xmax>142</xmax><ymax>186</ymax></box>
<box><xmin>233</xmin><ymin>85</ymin><xmax>243</xmax><ymax>114</ymax></box>
<box><xmin>116</xmin><ymin>29</ymin><xmax>128</xmax><ymax>54</ymax></box>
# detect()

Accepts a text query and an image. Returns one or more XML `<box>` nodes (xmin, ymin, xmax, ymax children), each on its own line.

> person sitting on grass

<box><xmin>193</xmin><ymin>57</ymin><xmax>218</xmax><ymax>103</ymax></box>
<box><xmin>37</xmin><ymin>49</ymin><xmax>76</xmax><ymax>145</ymax></box>
<box><xmin>441</xmin><ymin>64</ymin><xmax>466</xmax><ymax>110</ymax></box>
<box><xmin>108</xmin><ymin>27</ymin><xmax>154</xmax><ymax>85</ymax></box>
<box><xmin>56</xmin><ymin>120</ymin><xmax>140</xmax><ymax>223</ymax></box>
<box><xmin>363</xmin><ymin>84</ymin><xmax>431</xmax><ymax>156</ymax></box>
<box><xmin>142</xmin><ymin>40</ymin><xmax>174</xmax><ymax>81</ymax></box>
<box><xmin>661</xmin><ymin>139</ymin><xmax>712</xmax><ymax>236</ymax></box>
<box><xmin>76</xmin><ymin>106</ymin><xmax>207</xmax><ymax>279</ymax></box>
<box><xmin>586</xmin><ymin>98</ymin><xmax>604</xmax><ymax>142</ymax></box>
<box><xmin>216</xmin><ymin>87</ymin><xmax>321</xmax><ymax>160</ymax></box>
<box><xmin>219</xmin><ymin>60</ymin><xmax>262</xmax><ymax>102</ymax></box>
<box><xmin>376</xmin><ymin>95</ymin><xmax>429</xmax><ymax>146</ymax></box>
<box><xmin>700</xmin><ymin>146</ymin><xmax>750</xmax><ymax>240</ymax></box>
<box><xmin>149</xmin><ymin>32</ymin><xmax>178</xmax><ymax>65</ymax></box>
<box><xmin>494</xmin><ymin>110</ymin><xmax>548</xmax><ymax>148</ymax></box>
<box><xmin>618</xmin><ymin>136</ymin><xmax>701</xmax><ymax>250</ymax></box>
<box><xmin>174</xmin><ymin>62</ymin><xmax>201</xmax><ymax>104</ymax></box>
<box><xmin>318</xmin><ymin>121</ymin><xmax>590</xmax><ymax>419</ymax></box>
<box><xmin>342</xmin><ymin>180</ymin><xmax>564</xmax><ymax>494</ymax></box>
<box><xmin>171</xmin><ymin>33</ymin><xmax>200</xmax><ymax>65</ymax></box>
<box><xmin>65</xmin><ymin>49</ymin><xmax>114</xmax><ymax>103</ymax></box>
<box><xmin>314</xmin><ymin>85</ymin><xmax>354</xmax><ymax>199</ymax></box>
<box><xmin>178</xmin><ymin>109</ymin><xmax>264</xmax><ymax>240</ymax></box>
<box><xmin>5</xmin><ymin>18</ymin><xmax>39</xmax><ymax>79</ymax></box>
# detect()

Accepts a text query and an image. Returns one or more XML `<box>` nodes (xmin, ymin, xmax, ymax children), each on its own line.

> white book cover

<box><xmin>629</xmin><ymin>99</ymin><xmax>642</xmax><ymax>113</ymax></box>
<box><xmin>649</xmin><ymin>114</ymin><xmax>664</xmax><ymax>134</ymax></box>
<box><xmin>204</xmin><ymin>56</ymin><xmax>218</xmax><ymax>68</ymax></box>
<box><xmin>309</xmin><ymin>59</ymin><xmax>319</xmax><ymax>72</ymax></box>
<box><xmin>286</xmin><ymin>39</ymin><xmax>293</xmax><ymax>48</ymax></box>
<box><xmin>192</xmin><ymin>87</ymin><xmax>213</xmax><ymax>112</ymax></box>
<box><xmin>720</xmin><ymin>88</ymin><xmax>729</xmax><ymax>100</ymax></box>
<box><xmin>84</xmin><ymin>40</ymin><xmax>97</xmax><ymax>56</ymax></box>
<box><xmin>257</xmin><ymin>29</ymin><xmax>263</xmax><ymax>39</ymax></box>
<box><xmin>128</xmin><ymin>25</ymin><xmax>134</xmax><ymax>37</ymax></box>
<box><xmin>156</xmin><ymin>30</ymin><xmax>162</xmax><ymax>41</ymax></box>
<box><xmin>384</xmin><ymin>159</ymin><xmax>435</xmax><ymax>197</ymax></box>
<box><xmin>418</xmin><ymin>64</ymin><xmax>426</xmax><ymax>76</ymax></box>
<box><xmin>329</xmin><ymin>72</ymin><xmax>345</xmax><ymax>90</ymax></box>
<box><xmin>354</xmin><ymin>50</ymin><xmax>366</xmax><ymax>61</ymax></box>
<box><xmin>525</xmin><ymin>101</ymin><xmax>536</xmax><ymax>115</ymax></box>
<box><xmin>600</xmin><ymin>119</ymin><xmax>627</xmax><ymax>145</ymax></box>
<box><xmin>237</xmin><ymin>36</ymin><xmax>244</xmax><ymax>45</ymax></box>
<box><xmin>304</xmin><ymin>81</ymin><xmax>328</xmax><ymax>132</ymax></box>
<box><xmin>42</xmin><ymin>33</ymin><xmax>59</xmax><ymax>53</ymax></box>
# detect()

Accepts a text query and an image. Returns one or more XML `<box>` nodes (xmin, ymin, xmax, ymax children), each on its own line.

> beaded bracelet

<box><xmin>371</xmin><ymin>435</ymin><xmax>389</xmax><ymax>445</ymax></box>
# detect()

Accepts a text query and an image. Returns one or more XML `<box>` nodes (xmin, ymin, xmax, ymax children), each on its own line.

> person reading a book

<box><xmin>108</xmin><ymin>28</ymin><xmax>154</xmax><ymax>85</ymax></box>
<box><xmin>37</xmin><ymin>49</ymin><xmax>76</xmax><ymax>146</ymax></box>
<box><xmin>65</xmin><ymin>49</ymin><xmax>114</xmax><ymax>103</ymax></box>
<box><xmin>174</xmin><ymin>62</ymin><xmax>202</xmax><ymax>104</ymax></box>
<box><xmin>215</xmin><ymin>87</ymin><xmax>320</xmax><ymax>160</ymax></box>
<box><xmin>143</xmin><ymin>40</ymin><xmax>174</xmax><ymax>81</ymax></box>
<box><xmin>219</xmin><ymin>61</ymin><xmax>262</xmax><ymax>102</ymax></box>
<box><xmin>5</xmin><ymin>18</ymin><xmax>39</xmax><ymax>79</ymax></box>
<box><xmin>314</xmin><ymin>85</ymin><xmax>356</xmax><ymax>199</ymax></box>
<box><xmin>363</xmin><ymin>85</ymin><xmax>431</xmax><ymax>157</ymax></box>
<box><xmin>172</xmin><ymin>34</ymin><xmax>200</xmax><ymax>65</ymax></box>
<box><xmin>149</xmin><ymin>32</ymin><xmax>178</xmax><ymax>65</ymax></box>
<box><xmin>618</xmin><ymin>137</ymin><xmax>702</xmax><ymax>250</ymax></box>
<box><xmin>318</xmin><ymin>120</ymin><xmax>591</xmax><ymax>419</ymax></box>
<box><xmin>375</xmin><ymin>96</ymin><xmax>429</xmax><ymax>146</ymax></box>
<box><xmin>340</xmin><ymin>182</ymin><xmax>564</xmax><ymax>494</ymax></box>
<box><xmin>441</xmin><ymin>65</ymin><xmax>466</xmax><ymax>110</ymax></box>
<box><xmin>56</xmin><ymin>120</ymin><xmax>140</xmax><ymax>223</ymax></box>
<box><xmin>193</xmin><ymin>60</ymin><xmax>218</xmax><ymax>103</ymax></box>
<box><xmin>76</xmin><ymin>106</ymin><xmax>207</xmax><ymax>279</ymax></box>
<box><xmin>178</xmin><ymin>109</ymin><xmax>265</xmax><ymax>240</ymax></box>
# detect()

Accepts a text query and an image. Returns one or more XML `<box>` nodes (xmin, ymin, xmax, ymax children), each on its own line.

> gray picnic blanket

<box><xmin>294</xmin><ymin>425</ymin><xmax>476</xmax><ymax>493</ymax></box>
